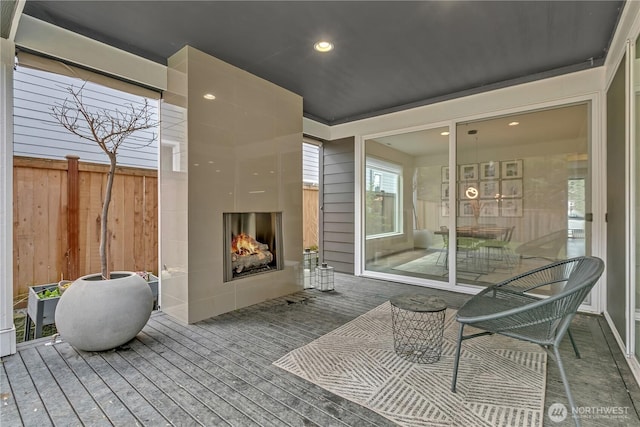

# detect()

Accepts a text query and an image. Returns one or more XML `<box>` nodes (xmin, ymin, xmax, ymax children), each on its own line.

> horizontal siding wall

<box><xmin>303</xmin><ymin>142</ymin><xmax>320</xmax><ymax>185</ymax></box>
<box><xmin>322</xmin><ymin>137</ymin><xmax>355</xmax><ymax>274</ymax></box>
<box><xmin>14</xmin><ymin>66</ymin><xmax>159</xmax><ymax>169</ymax></box>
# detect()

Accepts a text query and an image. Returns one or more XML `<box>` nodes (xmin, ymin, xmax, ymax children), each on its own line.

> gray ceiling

<box><xmin>21</xmin><ymin>1</ymin><xmax>624</xmax><ymax>125</ymax></box>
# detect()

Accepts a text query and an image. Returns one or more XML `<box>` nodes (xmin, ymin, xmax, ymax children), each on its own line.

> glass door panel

<box><xmin>363</xmin><ymin>126</ymin><xmax>450</xmax><ymax>283</ymax></box>
<box><xmin>635</xmin><ymin>36</ymin><xmax>640</xmax><ymax>362</ymax></box>
<box><xmin>455</xmin><ymin>105</ymin><xmax>591</xmax><ymax>293</ymax></box>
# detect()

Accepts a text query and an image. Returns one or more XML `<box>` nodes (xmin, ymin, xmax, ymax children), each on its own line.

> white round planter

<box><xmin>55</xmin><ymin>271</ymin><xmax>153</xmax><ymax>351</ymax></box>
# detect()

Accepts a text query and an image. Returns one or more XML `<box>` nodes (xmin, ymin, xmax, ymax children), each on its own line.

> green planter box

<box><xmin>25</xmin><ymin>283</ymin><xmax>61</xmax><ymax>341</ymax></box>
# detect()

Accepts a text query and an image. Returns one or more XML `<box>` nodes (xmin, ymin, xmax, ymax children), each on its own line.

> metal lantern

<box><xmin>303</xmin><ymin>249</ymin><xmax>319</xmax><ymax>289</ymax></box>
<box><xmin>303</xmin><ymin>248</ymin><xmax>319</xmax><ymax>272</ymax></box>
<box><xmin>303</xmin><ymin>267</ymin><xmax>314</xmax><ymax>289</ymax></box>
<box><xmin>315</xmin><ymin>262</ymin><xmax>335</xmax><ymax>292</ymax></box>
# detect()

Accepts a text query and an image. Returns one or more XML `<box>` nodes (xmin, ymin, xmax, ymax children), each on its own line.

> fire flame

<box><xmin>231</xmin><ymin>233</ymin><xmax>261</xmax><ymax>256</ymax></box>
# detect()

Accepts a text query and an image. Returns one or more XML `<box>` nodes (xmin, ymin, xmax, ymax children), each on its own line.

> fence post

<box><xmin>66</xmin><ymin>155</ymin><xmax>80</xmax><ymax>280</ymax></box>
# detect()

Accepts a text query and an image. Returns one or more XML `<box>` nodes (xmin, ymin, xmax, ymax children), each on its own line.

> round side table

<box><xmin>390</xmin><ymin>294</ymin><xmax>447</xmax><ymax>364</ymax></box>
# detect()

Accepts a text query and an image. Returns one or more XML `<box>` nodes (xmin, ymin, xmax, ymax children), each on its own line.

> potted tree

<box><xmin>52</xmin><ymin>83</ymin><xmax>157</xmax><ymax>351</ymax></box>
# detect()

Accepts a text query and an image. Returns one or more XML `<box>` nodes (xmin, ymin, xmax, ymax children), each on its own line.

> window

<box><xmin>365</xmin><ymin>157</ymin><xmax>402</xmax><ymax>238</ymax></box>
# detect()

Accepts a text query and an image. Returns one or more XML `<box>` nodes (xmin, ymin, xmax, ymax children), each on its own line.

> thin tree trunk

<box><xmin>101</xmin><ymin>154</ymin><xmax>117</xmax><ymax>279</ymax></box>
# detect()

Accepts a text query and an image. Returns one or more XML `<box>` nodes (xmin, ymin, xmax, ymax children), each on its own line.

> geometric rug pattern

<box><xmin>274</xmin><ymin>302</ymin><xmax>546</xmax><ymax>427</ymax></box>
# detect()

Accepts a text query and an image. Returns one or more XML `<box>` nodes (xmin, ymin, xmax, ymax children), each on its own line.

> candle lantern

<box><xmin>303</xmin><ymin>248</ymin><xmax>319</xmax><ymax>272</ymax></box>
<box><xmin>315</xmin><ymin>262</ymin><xmax>335</xmax><ymax>292</ymax></box>
<box><xmin>303</xmin><ymin>249</ymin><xmax>319</xmax><ymax>288</ymax></box>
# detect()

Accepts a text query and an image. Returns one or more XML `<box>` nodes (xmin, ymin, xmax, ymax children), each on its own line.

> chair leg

<box><xmin>451</xmin><ymin>323</ymin><xmax>464</xmax><ymax>393</ymax></box>
<box><xmin>567</xmin><ymin>328</ymin><xmax>581</xmax><ymax>359</ymax></box>
<box><xmin>553</xmin><ymin>345</ymin><xmax>581</xmax><ymax>427</ymax></box>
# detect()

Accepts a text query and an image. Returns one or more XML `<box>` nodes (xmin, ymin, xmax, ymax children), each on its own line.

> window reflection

<box><xmin>362</xmin><ymin>104</ymin><xmax>591</xmax><ymax>293</ymax></box>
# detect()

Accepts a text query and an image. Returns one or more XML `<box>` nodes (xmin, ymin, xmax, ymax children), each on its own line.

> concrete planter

<box><xmin>55</xmin><ymin>271</ymin><xmax>153</xmax><ymax>351</ymax></box>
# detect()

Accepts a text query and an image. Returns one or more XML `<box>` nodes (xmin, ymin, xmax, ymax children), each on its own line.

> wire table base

<box><xmin>390</xmin><ymin>295</ymin><xmax>447</xmax><ymax>364</ymax></box>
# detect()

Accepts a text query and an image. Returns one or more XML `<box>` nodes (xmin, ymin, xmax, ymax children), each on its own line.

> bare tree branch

<box><xmin>51</xmin><ymin>82</ymin><xmax>158</xmax><ymax>279</ymax></box>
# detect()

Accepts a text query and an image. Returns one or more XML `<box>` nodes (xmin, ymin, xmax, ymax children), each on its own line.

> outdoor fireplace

<box><xmin>223</xmin><ymin>212</ymin><xmax>283</xmax><ymax>282</ymax></box>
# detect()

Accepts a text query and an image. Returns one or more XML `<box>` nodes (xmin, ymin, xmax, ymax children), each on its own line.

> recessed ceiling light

<box><xmin>203</xmin><ymin>93</ymin><xmax>216</xmax><ymax>100</ymax></box>
<box><xmin>314</xmin><ymin>41</ymin><xmax>334</xmax><ymax>52</ymax></box>
<box><xmin>508</xmin><ymin>121</ymin><xmax>519</xmax><ymax>126</ymax></box>
<box><xmin>441</xmin><ymin>131</ymin><xmax>450</xmax><ymax>136</ymax></box>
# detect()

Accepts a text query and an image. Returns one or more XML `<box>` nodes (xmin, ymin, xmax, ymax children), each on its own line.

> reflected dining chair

<box><xmin>479</xmin><ymin>225</ymin><xmax>516</xmax><ymax>269</ymax></box>
<box><xmin>451</xmin><ymin>256</ymin><xmax>604</xmax><ymax>427</ymax></box>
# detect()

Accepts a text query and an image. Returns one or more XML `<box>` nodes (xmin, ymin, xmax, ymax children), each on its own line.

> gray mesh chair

<box><xmin>451</xmin><ymin>256</ymin><xmax>604</xmax><ymax>427</ymax></box>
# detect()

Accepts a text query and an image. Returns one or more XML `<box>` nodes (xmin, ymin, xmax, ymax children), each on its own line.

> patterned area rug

<box><xmin>273</xmin><ymin>302</ymin><xmax>546</xmax><ymax>427</ymax></box>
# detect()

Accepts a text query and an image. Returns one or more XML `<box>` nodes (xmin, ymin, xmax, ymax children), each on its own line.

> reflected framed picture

<box><xmin>441</xmin><ymin>183</ymin><xmax>450</xmax><ymax>199</ymax></box>
<box><xmin>459</xmin><ymin>182</ymin><xmax>479</xmax><ymax>199</ymax></box>
<box><xmin>501</xmin><ymin>179</ymin><xmax>523</xmax><ymax>198</ymax></box>
<box><xmin>480</xmin><ymin>201</ymin><xmax>499</xmax><ymax>217</ymax></box>
<box><xmin>479</xmin><ymin>180</ymin><xmax>500</xmax><ymax>199</ymax></box>
<box><xmin>480</xmin><ymin>161</ymin><xmax>499</xmax><ymax>180</ymax></box>
<box><xmin>441</xmin><ymin>166</ymin><xmax>450</xmax><ymax>183</ymax></box>
<box><xmin>501</xmin><ymin>199</ymin><xmax>523</xmax><ymax>217</ymax></box>
<box><xmin>459</xmin><ymin>200</ymin><xmax>475</xmax><ymax>217</ymax></box>
<box><xmin>441</xmin><ymin>201</ymin><xmax>450</xmax><ymax>217</ymax></box>
<box><xmin>460</xmin><ymin>163</ymin><xmax>478</xmax><ymax>181</ymax></box>
<box><xmin>501</xmin><ymin>159</ymin><xmax>523</xmax><ymax>179</ymax></box>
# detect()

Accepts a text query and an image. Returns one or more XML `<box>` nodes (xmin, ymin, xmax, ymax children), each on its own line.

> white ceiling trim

<box><xmin>14</xmin><ymin>15</ymin><xmax>167</xmax><ymax>91</ymax></box>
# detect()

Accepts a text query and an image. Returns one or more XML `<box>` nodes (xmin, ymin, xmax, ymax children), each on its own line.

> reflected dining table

<box><xmin>434</xmin><ymin>226</ymin><xmax>512</xmax><ymax>274</ymax></box>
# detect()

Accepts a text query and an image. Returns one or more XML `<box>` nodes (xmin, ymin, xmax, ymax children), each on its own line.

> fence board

<box><xmin>303</xmin><ymin>186</ymin><xmax>318</xmax><ymax>249</ymax></box>
<box><xmin>13</xmin><ymin>157</ymin><xmax>158</xmax><ymax>309</ymax></box>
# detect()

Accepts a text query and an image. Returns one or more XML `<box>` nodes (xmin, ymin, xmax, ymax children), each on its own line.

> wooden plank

<box><xmin>20</xmin><ymin>346</ymin><xmax>83</xmax><ymax>425</ymax></box>
<box><xmin>32</xmin><ymin>168</ymin><xmax>50</xmax><ymax>283</ymax></box>
<box><xmin>155</xmin><ymin>308</ymin><xmax>386</xmax><ymax>426</ymax></box>
<box><xmin>36</xmin><ymin>345</ymin><xmax>110</xmax><ymax>426</ymax></box>
<box><xmin>140</xmin><ymin>321</ymin><xmax>356</xmax><ymax>427</ymax></box>
<box><xmin>46</xmin><ymin>168</ymin><xmax>65</xmax><ymax>283</ymax></box>
<box><xmin>131</xmin><ymin>175</ymin><xmax>144</xmax><ymax>270</ymax></box>
<box><xmin>53</xmin><ymin>343</ymin><xmax>140</xmax><ymax>425</ymax></box>
<box><xmin>144</xmin><ymin>176</ymin><xmax>158</xmax><ymax>274</ymax></box>
<box><xmin>95</xmin><ymin>351</ymin><xmax>198</xmax><ymax>425</ymax></box>
<box><xmin>133</xmin><ymin>332</ymin><xmax>281</xmax><ymax>426</ymax></box>
<box><xmin>66</xmin><ymin>155</ymin><xmax>80</xmax><ymax>279</ymax></box>
<box><xmin>302</xmin><ymin>186</ymin><xmax>319</xmax><ymax>249</ymax></box>
<box><xmin>2</xmin><ymin>349</ymin><xmax>53</xmax><ymax>426</ymax></box>
<box><xmin>0</xmin><ymin>354</ymin><xmax>23</xmax><ymax>425</ymax></box>
<box><xmin>13</xmin><ymin>156</ymin><xmax>68</xmax><ymax>171</ymax></box>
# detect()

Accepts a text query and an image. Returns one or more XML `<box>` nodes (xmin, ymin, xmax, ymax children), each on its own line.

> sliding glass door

<box><xmin>363</xmin><ymin>126</ymin><xmax>450</xmax><ymax>284</ymax></box>
<box><xmin>454</xmin><ymin>105</ymin><xmax>592</xmax><ymax>293</ymax></box>
<box><xmin>361</xmin><ymin>103</ymin><xmax>592</xmax><ymax>298</ymax></box>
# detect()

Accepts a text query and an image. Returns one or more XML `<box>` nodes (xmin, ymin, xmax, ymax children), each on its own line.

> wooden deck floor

<box><xmin>2</xmin><ymin>273</ymin><xmax>640</xmax><ymax>426</ymax></box>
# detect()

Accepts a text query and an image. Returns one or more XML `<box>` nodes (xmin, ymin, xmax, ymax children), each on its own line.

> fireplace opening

<box><xmin>223</xmin><ymin>212</ymin><xmax>283</xmax><ymax>282</ymax></box>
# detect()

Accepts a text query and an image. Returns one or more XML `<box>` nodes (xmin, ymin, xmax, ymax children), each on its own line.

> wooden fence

<box><xmin>13</xmin><ymin>156</ymin><xmax>158</xmax><ymax>307</ymax></box>
<box><xmin>303</xmin><ymin>185</ymin><xmax>319</xmax><ymax>250</ymax></box>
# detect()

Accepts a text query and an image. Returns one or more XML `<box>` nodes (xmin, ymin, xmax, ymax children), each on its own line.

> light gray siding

<box><xmin>303</xmin><ymin>142</ymin><xmax>319</xmax><ymax>185</ymax></box>
<box><xmin>14</xmin><ymin>66</ymin><xmax>159</xmax><ymax>169</ymax></box>
<box><xmin>321</xmin><ymin>137</ymin><xmax>355</xmax><ymax>274</ymax></box>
